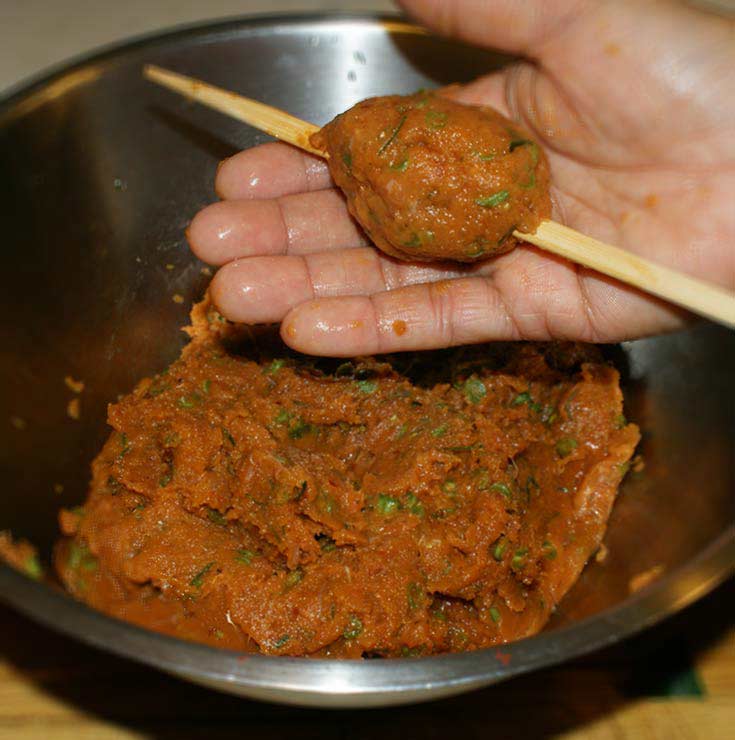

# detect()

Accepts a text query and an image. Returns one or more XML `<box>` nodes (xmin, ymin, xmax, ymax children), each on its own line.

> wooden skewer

<box><xmin>144</xmin><ymin>65</ymin><xmax>735</xmax><ymax>329</ymax></box>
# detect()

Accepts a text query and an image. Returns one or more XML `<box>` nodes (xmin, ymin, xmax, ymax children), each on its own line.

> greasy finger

<box><xmin>210</xmin><ymin>248</ymin><xmax>469</xmax><ymax>323</ymax></box>
<box><xmin>188</xmin><ymin>189</ymin><xmax>368</xmax><ymax>265</ymax></box>
<box><xmin>216</xmin><ymin>142</ymin><xmax>332</xmax><ymax>200</ymax></box>
<box><xmin>279</xmin><ymin>277</ymin><xmax>523</xmax><ymax>356</ymax></box>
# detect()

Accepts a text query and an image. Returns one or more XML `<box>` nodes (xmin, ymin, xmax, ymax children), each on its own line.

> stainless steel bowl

<box><xmin>0</xmin><ymin>13</ymin><xmax>733</xmax><ymax>708</ymax></box>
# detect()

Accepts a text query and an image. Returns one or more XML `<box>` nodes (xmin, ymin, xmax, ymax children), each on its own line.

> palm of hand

<box><xmin>188</xmin><ymin>0</ymin><xmax>735</xmax><ymax>355</ymax></box>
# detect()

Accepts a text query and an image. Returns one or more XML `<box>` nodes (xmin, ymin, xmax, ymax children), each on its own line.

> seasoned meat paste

<box><xmin>311</xmin><ymin>91</ymin><xmax>552</xmax><ymax>262</ymax></box>
<box><xmin>56</xmin><ymin>299</ymin><xmax>638</xmax><ymax>657</ymax></box>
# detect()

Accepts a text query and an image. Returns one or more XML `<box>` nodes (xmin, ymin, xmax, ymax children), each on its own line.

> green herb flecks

<box><xmin>378</xmin><ymin>114</ymin><xmax>407</xmax><ymax>155</ymax></box>
<box><xmin>235</xmin><ymin>549</ymin><xmax>256</xmax><ymax>565</ymax></box>
<box><xmin>24</xmin><ymin>554</ymin><xmax>43</xmax><ymax>580</ymax></box>
<box><xmin>272</xmin><ymin>634</ymin><xmax>290</xmax><ymax>649</ymax></box>
<box><xmin>490</xmin><ymin>482</ymin><xmax>512</xmax><ymax>499</ymax></box>
<box><xmin>404</xmin><ymin>491</ymin><xmax>425</xmax><ymax>517</ymax></box>
<box><xmin>376</xmin><ymin>494</ymin><xmax>400</xmax><ymax>515</ymax></box>
<box><xmin>222</xmin><ymin>427</ymin><xmax>236</xmax><ymax>446</ymax></box>
<box><xmin>509</xmin><ymin>138</ymin><xmax>540</xmax><ymax>165</ymax></box>
<box><xmin>318</xmin><ymin>535</ymin><xmax>337</xmax><ymax>552</ymax></box>
<box><xmin>201</xmin><ymin>379</ymin><xmax>211</xmax><ymax>395</ymax></box>
<box><xmin>476</xmin><ymin>190</ymin><xmax>510</xmax><ymax>208</ymax></box>
<box><xmin>511</xmin><ymin>391</ymin><xmax>531</xmax><ymax>407</ymax></box>
<box><xmin>356</xmin><ymin>379</ymin><xmax>378</xmax><ymax>394</ymax></box>
<box><xmin>520</xmin><ymin>170</ymin><xmax>536</xmax><ymax>190</ymax></box>
<box><xmin>265</xmin><ymin>358</ymin><xmax>286</xmax><ymax>375</ymax></box>
<box><xmin>118</xmin><ymin>433</ymin><xmax>130</xmax><ymax>459</ymax></box>
<box><xmin>207</xmin><ymin>508</ymin><xmax>227</xmax><ymax>526</ymax></box>
<box><xmin>342</xmin><ymin>151</ymin><xmax>352</xmax><ymax>170</ymax></box>
<box><xmin>68</xmin><ymin>542</ymin><xmax>98</xmax><ymax>572</ymax></box>
<box><xmin>288</xmin><ymin>417</ymin><xmax>313</xmax><ymax>440</ymax></box>
<box><xmin>542</xmin><ymin>540</ymin><xmax>558</xmax><ymax>560</ymax></box>
<box><xmin>343</xmin><ymin>615</ymin><xmax>364</xmax><ymax>640</ymax></box>
<box><xmin>615</xmin><ymin>413</ymin><xmax>627</xmax><ymax>429</ymax></box>
<box><xmin>403</xmin><ymin>233</ymin><xmax>422</xmax><ymax>247</ymax></box>
<box><xmin>407</xmin><ymin>582</ymin><xmax>424</xmax><ymax>611</ymax></box>
<box><xmin>189</xmin><ymin>562</ymin><xmax>214</xmax><ymax>588</ymax></box>
<box><xmin>511</xmin><ymin>548</ymin><xmax>529</xmax><ymax>571</ymax></box>
<box><xmin>425</xmin><ymin>109</ymin><xmax>448</xmax><ymax>129</ymax></box>
<box><xmin>283</xmin><ymin>568</ymin><xmax>304</xmax><ymax>591</ymax></box>
<box><xmin>390</xmin><ymin>156</ymin><xmax>409</xmax><ymax>172</ymax></box>
<box><xmin>556</xmin><ymin>437</ymin><xmax>579</xmax><ymax>458</ymax></box>
<box><xmin>463</xmin><ymin>376</ymin><xmax>487</xmax><ymax>404</ymax></box>
<box><xmin>159</xmin><ymin>464</ymin><xmax>174</xmax><ymax>488</ymax></box>
<box><xmin>489</xmin><ymin>606</ymin><xmax>502</xmax><ymax>624</ymax></box>
<box><xmin>430</xmin><ymin>423</ymin><xmax>448</xmax><ymax>438</ymax></box>
<box><xmin>178</xmin><ymin>393</ymin><xmax>201</xmax><ymax>409</ymax></box>
<box><xmin>492</xmin><ymin>538</ymin><xmax>507</xmax><ymax>561</ymax></box>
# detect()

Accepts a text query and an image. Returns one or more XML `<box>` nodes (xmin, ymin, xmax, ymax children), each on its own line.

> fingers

<box><xmin>280</xmin><ymin>278</ymin><xmax>522</xmax><ymax>357</ymax></box>
<box><xmin>188</xmin><ymin>189</ymin><xmax>368</xmax><ymax>265</ymax></box>
<box><xmin>215</xmin><ymin>142</ymin><xmax>332</xmax><ymax>200</ymax></box>
<box><xmin>210</xmin><ymin>248</ymin><xmax>469</xmax><ymax>323</ymax></box>
<box><xmin>276</xmin><ymin>250</ymin><xmax>686</xmax><ymax>357</ymax></box>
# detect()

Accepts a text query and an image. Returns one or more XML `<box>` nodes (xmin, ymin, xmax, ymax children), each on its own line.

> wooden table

<box><xmin>0</xmin><ymin>579</ymin><xmax>732</xmax><ymax>739</ymax></box>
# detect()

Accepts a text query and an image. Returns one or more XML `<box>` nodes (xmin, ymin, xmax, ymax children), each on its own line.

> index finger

<box><xmin>216</xmin><ymin>142</ymin><xmax>333</xmax><ymax>200</ymax></box>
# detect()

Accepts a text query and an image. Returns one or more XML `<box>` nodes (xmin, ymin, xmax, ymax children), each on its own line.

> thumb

<box><xmin>396</xmin><ymin>0</ymin><xmax>590</xmax><ymax>58</ymax></box>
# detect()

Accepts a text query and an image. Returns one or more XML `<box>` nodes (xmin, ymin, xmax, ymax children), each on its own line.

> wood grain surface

<box><xmin>0</xmin><ymin>579</ymin><xmax>732</xmax><ymax>739</ymax></box>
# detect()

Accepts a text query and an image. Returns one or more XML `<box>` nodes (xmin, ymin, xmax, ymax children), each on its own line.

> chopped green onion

<box><xmin>404</xmin><ymin>491</ymin><xmax>425</xmax><ymax>517</ymax></box>
<box><xmin>207</xmin><ymin>508</ymin><xmax>227</xmax><ymax>526</ymax></box>
<box><xmin>390</xmin><ymin>157</ymin><xmax>409</xmax><ymax>171</ymax></box>
<box><xmin>272</xmin><ymin>634</ymin><xmax>290</xmax><ymax>649</ymax></box>
<box><xmin>490</xmin><ymin>482</ymin><xmax>512</xmax><ymax>499</ymax></box>
<box><xmin>489</xmin><ymin>606</ymin><xmax>502</xmax><ymax>624</ymax></box>
<box><xmin>266</xmin><ymin>359</ymin><xmax>286</xmax><ymax>375</ymax></box>
<box><xmin>378</xmin><ymin>114</ymin><xmax>407</xmax><ymax>154</ymax></box>
<box><xmin>235</xmin><ymin>549</ymin><xmax>255</xmax><ymax>565</ymax></box>
<box><xmin>403</xmin><ymin>233</ymin><xmax>421</xmax><ymax>247</ymax></box>
<box><xmin>476</xmin><ymin>190</ymin><xmax>510</xmax><ymax>208</ymax></box>
<box><xmin>284</xmin><ymin>568</ymin><xmax>304</xmax><ymax>590</ymax></box>
<box><xmin>493</xmin><ymin>539</ymin><xmax>507</xmax><ymax>561</ymax></box>
<box><xmin>463</xmin><ymin>377</ymin><xmax>487</xmax><ymax>404</ymax></box>
<box><xmin>441</xmin><ymin>480</ymin><xmax>457</xmax><ymax>494</ymax></box>
<box><xmin>425</xmin><ymin>110</ymin><xmax>448</xmax><ymax>129</ymax></box>
<box><xmin>356</xmin><ymin>379</ymin><xmax>378</xmax><ymax>394</ymax></box>
<box><xmin>287</xmin><ymin>418</ymin><xmax>312</xmax><ymax>439</ymax></box>
<box><xmin>189</xmin><ymin>562</ymin><xmax>214</xmax><ymax>588</ymax></box>
<box><xmin>343</xmin><ymin>615</ymin><xmax>364</xmax><ymax>640</ymax></box>
<box><xmin>511</xmin><ymin>548</ymin><xmax>529</xmax><ymax>571</ymax></box>
<box><xmin>542</xmin><ymin>541</ymin><xmax>557</xmax><ymax>560</ymax></box>
<box><xmin>178</xmin><ymin>393</ymin><xmax>200</xmax><ymax>409</ymax></box>
<box><xmin>556</xmin><ymin>437</ymin><xmax>579</xmax><ymax>458</ymax></box>
<box><xmin>24</xmin><ymin>554</ymin><xmax>43</xmax><ymax>580</ymax></box>
<box><xmin>520</xmin><ymin>170</ymin><xmax>536</xmax><ymax>190</ymax></box>
<box><xmin>201</xmin><ymin>379</ymin><xmax>211</xmax><ymax>394</ymax></box>
<box><xmin>512</xmin><ymin>391</ymin><xmax>532</xmax><ymax>407</ymax></box>
<box><xmin>342</xmin><ymin>151</ymin><xmax>352</xmax><ymax>169</ymax></box>
<box><xmin>407</xmin><ymin>582</ymin><xmax>424</xmax><ymax>610</ymax></box>
<box><xmin>222</xmin><ymin>427</ymin><xmax>236</xmax><ymax>446</ymax></box>
<box><xmin>376</xmin><ymin>494</ymin><xmax>400</xmax><ymax>514</ymax></box>
<box><xmin>430</xmin><ymin>423</ymin><xmax>448</xmax><ymax>437</ymax></box>
<box><xmin>509</xmin><ymin>139</ymin><xmax>540</xmax><ymax>165</ymax></box>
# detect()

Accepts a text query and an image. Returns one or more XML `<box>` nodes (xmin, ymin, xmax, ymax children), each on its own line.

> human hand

<box><xmin>188</xmin><ymin>0</ymin><xmax>735</xmax><ymax>356</ymax></box>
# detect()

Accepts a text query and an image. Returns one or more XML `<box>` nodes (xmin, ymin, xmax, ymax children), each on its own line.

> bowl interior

<box><xmin>0</xmin><ymin>13</ymin><xmax>732</xmax><ymax>691</ymax></box>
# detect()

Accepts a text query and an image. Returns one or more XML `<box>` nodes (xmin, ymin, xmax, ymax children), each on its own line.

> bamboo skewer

<box><xmin>144</xmin><ymin>64</ymin><xmax>735</xmax><ymax>329</ymax></box>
